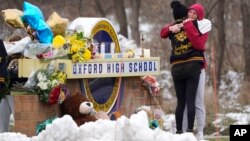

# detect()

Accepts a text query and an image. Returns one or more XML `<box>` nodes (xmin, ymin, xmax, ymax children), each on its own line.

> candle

<box><xmin>110</xmin><ymin>42</ymin><xmax>115</xmax><ymax>54</ymax></box>
<box><xmin>144</xmin><ymin>49</ymin><xmax>150</xmax><ymax>58</ymax></box>
<box><xmin>100</xmin><ymin>42</ymin><xmax>105</xmax><ymax>54</ymax></box>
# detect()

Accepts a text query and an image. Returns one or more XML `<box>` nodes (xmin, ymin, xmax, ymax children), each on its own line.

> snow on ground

<box><xmin>226</xmin><ymin>112</ymin><xmax>250</xmax><ymax>124</ymax></box>
<box><xmin>157</xmin><ymin>70</ymin><xmax>174</xmax><ymax>100</ymax></box>
<box><xmin>158</xmin><ymin>69</ymin><xmax>250</xmax><ymax>135</ymax></box>
<box><xmin>2</xmin><ymin>70</ymin><xmax>249</xmax><ymax>140</ymax></box>
<box><xmin>162</xmin><ymin>114</ymin><xmax>176</xmax><ymax>132</ymax></box>
<box><xmin>219</xmin><ymin>70</ymin><xmax>244</xmax><ymax>109</ymax></box>
<box><xmin>0</xmin><ymin>111</ymin><xmax>197</xmax><ymax>141</ymax></box>
<box><xmin>213</xmin><ymin>112</ymin><xmax>250</xmax><ymax>134</ymax></box>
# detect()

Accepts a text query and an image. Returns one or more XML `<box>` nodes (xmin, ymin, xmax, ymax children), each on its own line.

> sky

<box><xmin>0</xmin><ymin>111</ymin><xmax>198</xmax><ymax>141</ymax></box>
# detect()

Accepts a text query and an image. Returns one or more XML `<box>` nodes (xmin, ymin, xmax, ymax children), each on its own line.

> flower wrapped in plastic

<box><xmin>49</xmin><ymin>35</ymin><xmax>70</xmax><ymax>59</ymax></box>
<box><xmin>141</xmin><ymin>75</ymin><xmax>160</xmax><ymax>95</ymax></box>
<box><xmin>48</xmin><ymin>28</ymin><xmax>92</xmax><ymax>62</ymax></box>
<box><xmin>67</xmin><ymin>25</ymin><xmax>92</xmax><ymax>62</ymax></box>
<box><xmin>25</xmin><ymin>62</ymin><xmax>68</xmax><ymax>104</ymax></box>
<box><xmin>23</xmin><ymin>43</ymin><xmax>51</xmax><ymax>59</ymax></box>
<box><xmin>52</xmin><ymin>35</ymin><xmax>66</xmax><ymax>49</ymax></box>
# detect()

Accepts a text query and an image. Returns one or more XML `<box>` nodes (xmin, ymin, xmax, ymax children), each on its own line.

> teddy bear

<box><xmin>60</xmin><ymin>92</ymin><xmax>97</xmax><ymax>126</ymax></box>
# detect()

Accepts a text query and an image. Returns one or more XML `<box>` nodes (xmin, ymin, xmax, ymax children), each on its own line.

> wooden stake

<box><xmin>140</xmin><ymin>33</ymin><xmax>145</xmax><ymax>58</ymax></box>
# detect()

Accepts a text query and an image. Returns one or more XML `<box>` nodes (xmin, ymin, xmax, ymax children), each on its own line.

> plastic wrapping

<box><xmin>24</xmin><ymin>70</ymin><xmax>36</xmax><ymax>89</ymax></box>
<box><xmin>141</xmin><ymin>75</ymin><xmax>160</xmax><ymax>95</ymax></box>
<box><xmin>23</xmin><ymin>43</ymin><xmax>51</xmax><ymax>59</ymax></box>
<box><xmin>36</xmin><ymin>116</ymin><xmax>57</xmax><ymax>135</ymax></box>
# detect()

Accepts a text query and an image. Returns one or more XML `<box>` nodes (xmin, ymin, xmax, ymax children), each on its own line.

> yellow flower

<box><xmin>67</xmin><ymin>32</ymin><xmax>92</xmax><ymax>62</ymax></box>
<box><xmin>70</xmin><ymin>44</ymin><xmax>79</xmax><ymax>53</ymax></box>
<box><xmin>72</xmin><ymin>53</ymin><xmax>80</xmax><ymax>62</ymax></box>
<box><xmin>58</xmin><ymin>78</ymin><xmax>65</xmax><ymax>84</ymax></box>
<box><xmin>83</xmin><ymin>49</ymin><xmax>91</xmax><ymax>60</ymax></box>
<box><xmin>68</xmin><ymin>34</ymin><xmax>77</xmax><ymax>44</ymax></box>
<box><xmin>52</xmin><ymin>35</ymin><xmax>66</xmax><ymax>49</ymax></box>
<box><xmin>57</xmin><ymin>72</ymin><xmax>67</xmax><ymax>84</ymax></box>
<box><xmin>76</xmin><ymin>40</ymin><xmax>85</xmax><ymax>47</ymax></box>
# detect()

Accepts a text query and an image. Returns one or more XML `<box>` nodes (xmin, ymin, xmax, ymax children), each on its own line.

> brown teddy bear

<box><xmin>60</xmin><ymin>92</ymin><xmax>97</xmax><ymax>126</ymax></box>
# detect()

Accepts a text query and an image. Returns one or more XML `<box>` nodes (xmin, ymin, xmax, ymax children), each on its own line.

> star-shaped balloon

<box><xmin>47</xmin><ymin>12</ymin><xmax>69</xmax><ymax>37</ymax></box>
<box><xmin>2</xmin><ymin>9</ymin><xmax>24</xmax><ymax>28</ymax></box>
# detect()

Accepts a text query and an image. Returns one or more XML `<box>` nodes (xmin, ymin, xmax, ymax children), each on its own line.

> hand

<box><xmin>26</xmin><ymin>25</ymin><xmax>36</xmax><ymax>40</ymax></box>
<box><xmin>183</xmin><ymin>18</ymin><xmax>193</xmax><ymax>23</ymax></box>
<box><xmin>176</xmin><ymin>23</ymin><xmax>183</xmax><ymax>28</ymax></box>
<box><xmin>169</xmin><ymin>24</ymin><xmax>180</xmax><ymax>33</ymax></box>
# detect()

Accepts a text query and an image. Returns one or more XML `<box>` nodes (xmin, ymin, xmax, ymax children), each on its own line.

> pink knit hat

<box><xmin>189</xmin><ymin>3</ymin><xmax>205</xmax><ymax>20</ymax></box>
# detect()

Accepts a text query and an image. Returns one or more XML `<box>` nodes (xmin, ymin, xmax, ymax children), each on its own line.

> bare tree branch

<box><xmin>130</xmin><ymin>0</ymin><xmax>141</xmax><ymax>45</ymax></box>
<box><xmin>113</xmin><ymin>0</ymin><xmax>128</xmax><ymax>37</ymax></box>
<box><xmin>216</xmin><ymin>0</ymin><xmax>226</xmax><ymax>87</ymax></box>
<box><xmin>184</xmin><ymin>0</ymin><xmax>196</xmax><ymax>7</ymax></box>
<box><xmin>206</xmin><ymin>0</ymin><xmax>220</xmax><ymax>18</ymax></box>
<box><xmin>79</xmin><ymin>0</ymin><xmax>82</xmax><ymax>17</ymax></box>
<box><xmin>241</xmin><ymin>0</ymin><xmax>250</xmax><ymax>79</ymax></box>
<box><xmin>225</xmin><ymin>46</ymin><xmax>238</xmax><ymax>72</ymax></box>
<box><xmin>94</xmin><ymin>0</ymin><xmax>106</xmax><ymax>17</ymax></box>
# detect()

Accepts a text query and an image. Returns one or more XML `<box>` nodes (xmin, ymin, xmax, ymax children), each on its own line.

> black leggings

<box><xmin>173</xmin><ymin>73</ymin><xmax>200</xmax><ymax>132</ymax></box>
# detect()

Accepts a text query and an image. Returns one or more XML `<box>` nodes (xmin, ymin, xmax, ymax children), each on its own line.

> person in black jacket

<box><xmin>0</xmin><ymin>34</ymin><xmax>32</xmax><ymax>133</ymax></box>
<box><xmin>160</xmin><ymin>1</ymin><xmax>211</xmax><ymax>137</ymax></box>
<box><xmin>160</xmin><ymin>1</ymin><xmax>203</xmax><ymax>134</ymax></box>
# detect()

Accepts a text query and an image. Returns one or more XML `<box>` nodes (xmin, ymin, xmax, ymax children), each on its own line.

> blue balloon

<box><xmin>23</xmin><ymin>1</ymin><xmax>44</xmax><ymax>29</ymax></box>
<box><xmin>22</xmin><ymin>2</ymin><xmax>53</xmax><ymax>43</ymax></box>
<box><xmin>36</xmin><ymin>20</ymin><xmax>53</xmax><ymax>44</ymax></box>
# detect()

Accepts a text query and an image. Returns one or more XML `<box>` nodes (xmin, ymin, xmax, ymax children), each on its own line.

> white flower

<box><xmin>37</xmin><ymin>81</ymin><xmax>49</xmax><ymax>90</ymax></box>
<box><xmin>75</xmin><ymin>25</ymin><xmax>84</xmax><ymax>33</ymax></box>
<box><xmin>84</xmin><ymin>32</ymin><xmax>91</xmax><ymax>39</ymax></box>
<box><xmin>37</xmin><ymin>72</ymin><xmax>43</xmax><ymax>81</ymax></box>
<box><xmin>37</xmin><ymin>72</ymin><xmax>47</xmax><ymax>82</ymax></box>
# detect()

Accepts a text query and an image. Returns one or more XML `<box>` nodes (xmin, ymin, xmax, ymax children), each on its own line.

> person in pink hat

<box><xmin>182</xmin><ymin>3</ymin><xmax>211</xmax><ymax>140</ymax></box>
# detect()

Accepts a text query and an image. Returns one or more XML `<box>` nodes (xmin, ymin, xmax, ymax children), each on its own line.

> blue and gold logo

<box><xmin>83</xmin><ymin>19</ymin><xmax>124</xmax><ymax>114</ymax></box>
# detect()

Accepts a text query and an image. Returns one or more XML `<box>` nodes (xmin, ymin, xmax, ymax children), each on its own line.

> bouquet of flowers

<box><xmin>67</xmin><ymin>25</ymin><xmax>92</xmax><ymax>62</ymax></box>
<box><xmin>25</xmin><ymin>63</ymin><xmax>69</xmax><ymax>104</ymax></box>
<box><xmin>141</xmin><ymin>75</ymin><xmax>160</xmax><ymax>95</ymax></box>
<box><xmin>51</xmin><ymin>25</ymin><xmax>92</xmax><ymax>62</ymax></box>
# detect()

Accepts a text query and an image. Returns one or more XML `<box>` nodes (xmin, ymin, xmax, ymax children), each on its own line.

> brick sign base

<box><xmin>13</xmin><ymin>95</ymin><xmax>59</xmax><ymax>136</ymax></box>
<box><xmin>13</xmin><ymin>77</ymin><xmax>162</xmax><ymax>136</ymax></box>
